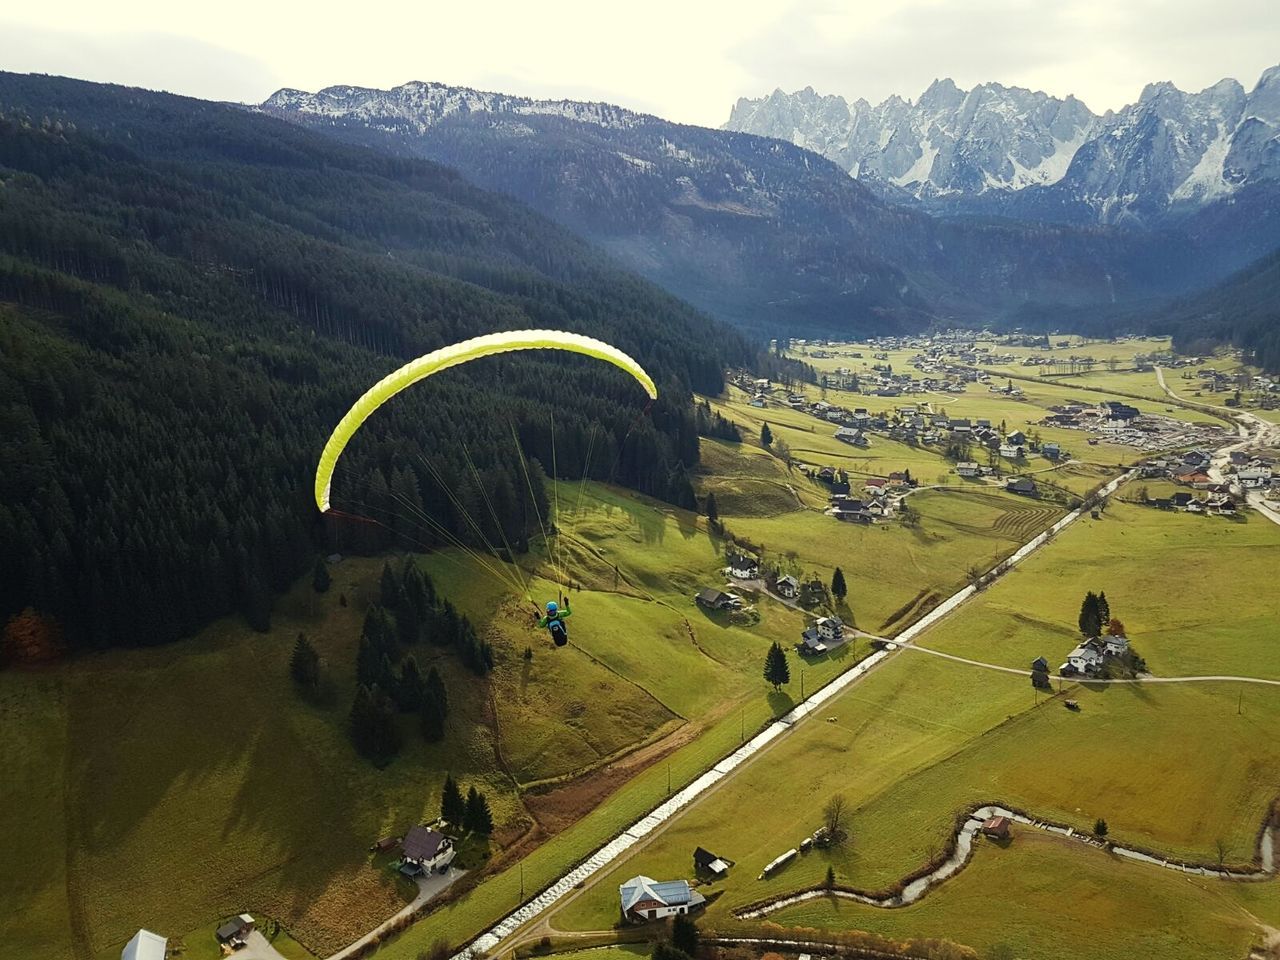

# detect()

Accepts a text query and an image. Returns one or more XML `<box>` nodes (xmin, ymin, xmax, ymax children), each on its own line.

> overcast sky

<box><xmin>3</xmin><ymin>0</ymin><xmax>1278</xmax><ymax>125</ymax></box>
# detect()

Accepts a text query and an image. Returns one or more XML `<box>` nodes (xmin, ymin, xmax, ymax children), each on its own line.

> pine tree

<box><xmin>671</xmin><ymin>915</ymin><xmax>698</xmax><ymax>956</ymax></box>
<box><xmin>1078</xmin><ymin>591</ymin><xmax>1102</xmax><ymax>638</ymax></box>
<box><xmin>350</xmin><ymin>684</ymin><xmax>402</xmax><ymax>762</ymax></box>
<box><xmin>464</xmin><ymin>785</ymin><xmax>494</xmax><ymax>834</ymax></box>
<box><xmin>420</xmin><ymin>667</ymin><xmax>449</xmax><ymax>742</ymax></box>
<box><xmin>397</xmin><ymin>655</ymin><xmax>426</xmax><ymax>712</ymax></box>
<box><xmin>289</xmin><ymin>632</ymin><xmax>320</xmax><ymax>689</ymax></box>
<box><xmin>1097</xmin><ymin>591</ymin><xmax>1111</xmax><ymax>625</ymax></box>
<box><xmin>380</xmin><ymin>562</ymin><xmax>403</xmax><ymax>610</ymax></box>
<box><xmin>440</xmin><ymin>773</ymin><xmax>465</xmax><ymax>826</ymax></box>
<box><xmin>704</xmin><ymin>492</ymin><xmax>719</xmax><ymax>523</ymax></box>
<box><xmin>764</xmin><ymin>641</ymin><xmax>790</xmax><ymax>691</ymax></box>
<box><xmin>312</xmin><ymin>557</ymin><xmax>331</xmax><ymax>594</ymax></box>
<box><xmin>760</xmin><ymin>422</ymin><xmax>773</xmax><ymax>447</ymax></box>
<box><xmin>825</xmin><ymin>864</ymin><xmax>836</xmax><ymax>889</ymax></box>
<box><xmin>831</xmin><ymin>567</ymin><xmax>847</xmax><ymax>601</ymax></box>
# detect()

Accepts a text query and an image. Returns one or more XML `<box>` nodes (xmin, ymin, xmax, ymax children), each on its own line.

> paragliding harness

<box><xmin>537</xmin><ymin>597</ymin><xmax>572</xmax><ymax>647</ymax></box>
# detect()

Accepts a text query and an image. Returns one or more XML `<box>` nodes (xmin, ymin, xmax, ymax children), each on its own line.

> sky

<box><xmin>2</xmin><ymin>0</ymin><xmax>1278</xmax><ymax>125</ymax></box>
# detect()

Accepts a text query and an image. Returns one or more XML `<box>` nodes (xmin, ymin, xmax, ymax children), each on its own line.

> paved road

<box><xmin>238</xmin><ymin>931</ymin><xmax>290</xmax><ymax>960</ymax></box>
<box><xmin>326</xmin><ymin>868</ymin><xmax>464</xmax><ymax>960</ymax></box>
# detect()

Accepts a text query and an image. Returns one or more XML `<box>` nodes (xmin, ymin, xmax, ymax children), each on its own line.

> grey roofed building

<box><xmin>122</xmin><ymin>930</ymin><xmax>167</xmax><ymax>960</ymax></box>
<box><xmin>695</xmin><ymin>588</ymin><xmax>738</xmax><ymax>610</ymax></box>
<box><xmin>619</xmin><ymin>875</ymin><xmax>706</xmax><ymax>922</ymax></box>
<box><xmin>402</xmin><ymin>825</ymin><xmax>448</xmax><ymax>862</ymax></box>
<box><xmin>1006</xmin><ymin>477</ymin><xmax>1037</xmax><ymax>495</ymax></box>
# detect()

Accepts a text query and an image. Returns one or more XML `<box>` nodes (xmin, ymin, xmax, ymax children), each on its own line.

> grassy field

<box><xmin>9</xmin><ymin>352</ymin><xmax>1275</xmax><ymax>960</ymax></box>
<box><xmin>541</xmin><ymin>483</ymin><xmax>1280</xmax><ymax>959</ymax></box>
<box><xmin>917</xmin><ymin>499</ymin><xmax>1280</xmax><ymax>679</ymax></box>
<box><xmin>0</xmin><ymin>473</ymin><xmax>889</xmax><ymax>960</ymax></box>
<box><xmin>763</xmin><ymin>828</ymin><xmax>1275</xmax><ymax>960</ymax></box>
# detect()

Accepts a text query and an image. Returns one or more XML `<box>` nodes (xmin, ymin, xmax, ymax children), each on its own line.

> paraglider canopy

<box><xmin>314</xmin><ymin>329</ymin><xmax>658</xmax><ymax>512</ymax></box>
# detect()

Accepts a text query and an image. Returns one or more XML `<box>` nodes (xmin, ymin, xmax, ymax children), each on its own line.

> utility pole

<box><xmin>667</xmin><ymin>763</ymin><xmax>672</xmax><ymax>795</ymax></box>
<box><xmin>519</xmin><ymin>862</ymin><xmax>524</xmax><ymax>900</ymax></box>
<box><xmin>800</xmin><ymin>670</ymin><xmax>805</xmax><ymax>699</ymax></box>
<box><xmin>1238</xmin><ymin>689</ymin><xmax>1243</xmax><ymax>715</ymax></box>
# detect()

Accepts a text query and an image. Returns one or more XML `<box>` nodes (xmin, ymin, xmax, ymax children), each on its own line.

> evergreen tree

<box><xmin>397</xmin><ymin>655</ymin><xmax>426</xmax><ymax>712</ymax></box>
<box><xmin>312</xmin><ymin>557</ymin><xmax>331</xmax><ymax>594</ymax></box>
<box><xmin>1078</xmin><ymin>591</ymin><xmax>1102</xmax><ymax>638</ymax></box>
<box><xmin>420</xmin><ymin>666</ymin><xmax>449</xmax><ymax>741</ymax></box>
<box><xmin>1097</xmin><ymin>591</ymin><xmax>1111</xmax><ymax>625</ymax></box>
<box><xmin>380</xmin><ymin>562</ymin><xmax>403</xmax><ymax>611</ymax></box>
<box><xmin>440</xmin><ymin>773</ymin><xmax>465</xmax><ymax>826</ymax></box>
<box><xmin>830</xmin><ymin>567</ymin><xmax>847</xmax><ymax>601</ymax></box>
<box><xmin>825</xmin><ymin>864</ymin><xmax>836</xmax><ymax>889</ymax></box>
<box><xmin>704</xmin><ymin>492</ymin><xmax>719</xmax><ymax>523</ymax></box>
<box><xmin>764</xmin><ymin>641</ymin><xmax>790</xmax><ymax>691</ymax></box>
<box><xmin>350</xmin><ymin>684</ymin><xmax>402</xmax><ymax>762</ymax></box>
<box><xmin>464</xmin><ymin>785</ymin><xmax>494</xmax><ymax>834</ymax></box>
<box><xmin>671</xmin><ymin>915</ymin><xmax>698</xmax><ymax>956</ymax></box>
<box><xmin>652</xmin><ymin>945</ymin><xmax>691</xmax><ymax>960</ymax></box>
<box><xmin>1094</xmin><ymin>818</ymin><xmax>1109</xmax><ymax>838</ymax></box>
<box><xmin>289</xmin><ymin>632</ymin><xmax>320</xmax><ymax>689</ymax></box>
<box><xmin>760</xmin><ymin>422</ymin><xmax>773</xmax><ymax>447</ymax></box>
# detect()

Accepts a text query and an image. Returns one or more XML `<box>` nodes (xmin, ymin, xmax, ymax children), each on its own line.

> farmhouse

<box><xmin>401</xmin><ymin>825</ymin><xmax>455</xmax><ymax>876</ymax></box>
<box><xmin>619</xmin><ymin>875</ymin><xmax>706</xmax><ymax>923</ymax></box>
<box><xmin>956</xmin><ymin>462</ymin><xmax>981</xmax><ymax>478</ymax></box>
<box><xmin>1061</xmin><ymin>634</ymin><xmax>1131</xmax><ymax>676</ymax></box>
<box><xmin>801</xmin><ymin>616</ymin><xmax>845</xmax><ymax>653</ymax></box>
<box><xmin>695</xmin><ymin>589</ymin><xmax>740</xmax><ymax>611</ymax></box>
<box><xmin>122</xmin><ymin>930</ymin><xmax>167</xmax><ymax>960</ymax></box>
<box><xmin>834</xmin><ymin>426</ymin><xmax>870</xmax><ymax>446</ymax></box>
<box><xmin>776</xmin><ymin>575</ymin><xmax>799</xmax><ymax>599</ymax></box>
<box><xmin>1042</xmin><ymin>442</ymin><xmax>1061</xmax><ymax>460</ymax></box>
<box><xmin>1006</xmin><ymin>477</ymin><xmax>1038</xmax><ymax>496</ymax></box>
<box><xmin>727</xmin><ymin>554</ymin><xmax>760</xmax><ymax>579</ymax></box>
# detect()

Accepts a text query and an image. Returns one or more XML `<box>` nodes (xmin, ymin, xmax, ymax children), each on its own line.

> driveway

<box><xmin>236</xmin><ymin>931</ymin><xmax>290</xmax><ymax>960</ymax></box>
<box><xmin>325</xmin><ymin>867</ymin><xmax>465</xmax><ymax>960</ymax></box>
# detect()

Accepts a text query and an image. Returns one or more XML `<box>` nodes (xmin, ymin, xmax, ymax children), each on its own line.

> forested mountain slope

<box><xmin>0</xmin><ymin>72</ymin><xmax>748</xmax><ymax>652</ymax></box>
<box><xmin>1147</xmin><ymin>246</ymin><xmax>1280</xmax><ymax>371</ymax></box>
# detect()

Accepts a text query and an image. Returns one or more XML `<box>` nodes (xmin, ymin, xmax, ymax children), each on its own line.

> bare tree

<box><xmin>823</xmin><ymin>793</ymin><xmax>848</xmax><ymax>840</ymax></box>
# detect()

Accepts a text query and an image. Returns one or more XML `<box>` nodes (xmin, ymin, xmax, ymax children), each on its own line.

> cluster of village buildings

<box><xmin>1137</xmin><ymin>448</ymin><xmax>1277</xmax><ymax>515</ymax></box>
<box><xmin>1042</xmin><ymin>400</ymin><xmax>1230</xmax><ymax>453</ymax></box>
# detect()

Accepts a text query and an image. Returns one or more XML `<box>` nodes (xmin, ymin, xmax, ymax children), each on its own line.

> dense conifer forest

<box><xmin>0</xmin><ymin>73</ymin><xmax>750</xmax><ymax>653</ymax></box>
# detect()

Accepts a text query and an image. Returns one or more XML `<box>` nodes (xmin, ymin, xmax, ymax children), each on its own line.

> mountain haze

<box><xmin>261</xmin><ymin>82</ymin><xmax>1211</xmax><ymax>336</ymax></box>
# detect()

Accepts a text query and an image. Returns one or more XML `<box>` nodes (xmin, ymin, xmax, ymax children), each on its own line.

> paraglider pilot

<box><xmin>537</xmin><ymin>597</ymin><xmax>572</xmax><ymax>647</ymax></box>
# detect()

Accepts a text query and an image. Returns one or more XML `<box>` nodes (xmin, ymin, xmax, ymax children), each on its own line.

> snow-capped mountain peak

<box><xmin>724</xmin><ymin>65</ymin><xmax>1280</xmax><ymax>222</ymax></box>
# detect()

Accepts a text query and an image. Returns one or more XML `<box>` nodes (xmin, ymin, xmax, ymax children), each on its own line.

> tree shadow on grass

<box><xmin>767</xmin><ymin>689</ymin><xmax>796</xmax><ymax>716</ymax></box>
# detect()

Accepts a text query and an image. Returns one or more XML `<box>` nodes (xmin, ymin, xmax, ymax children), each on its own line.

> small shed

<box><xmin>981</xmin><ymin>816</ymin><xmax>1011</xmax><ymax>840</ymax></box>
<box><xmin>693</xmin><ymin>846</ymin><xmax>731</xmax><ymax>877</ymax></box>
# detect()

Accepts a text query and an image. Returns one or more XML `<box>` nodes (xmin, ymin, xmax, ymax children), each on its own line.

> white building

<box><xmin>619</xmin><ymin>876</ymin><xmax>706</xmax><ymax>923</ymax></box>
<box><xmin>122</xmin><ymin>930</ymin><xmax>167</xmax><ymax>960</ymax></box>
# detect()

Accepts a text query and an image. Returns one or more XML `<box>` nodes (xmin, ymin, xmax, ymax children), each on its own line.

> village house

<box><xmin>1042</xmin><ymin>442</ymin><xmax>1062</xmax><ymax>460</ymax></box>
<box><xmin>1006</xmin><ymin>430</ymin><xmax>1027</xmax><ymax>446</ymax></box>
<box><xmin>122</xmin><ymin>930</ymin><xmax>167</xmax><ymax>960</ymax></box>
<box><xmin>1006</xmin><ymin>477</ymin><xmax>1037</xmax><ymax>496</ymax></box>
<box><xmin>999</xmin><ymin>443</ymin><xmax>1026</xmax><ymax>459</ymax></box>
<box><xmin>956</xmin><ymin>462</ymin><xmax>981</xmax><ymax>478</ymax></box>
<box><xmin>1061</xmin><ymin>634</ymin><xmax>1130</xmax><ymax>676</ymax></box>
<box><xmin>727</xmin><ymin>554</ymin><xmax>760</xmax><ymax>579</ymax></box>
<box><xmin>400</xmin><ymin>825</ymin><xmax>455</xmax><ymax>876</ymax></box>
<box><xmin>833</xmin><ymin>426</ymin><xmax>869</xmax><ymax>446</ymax></box>
<box><xmin>775</xmin><ymin>575</ymin><xmax>799</xmax><ymax>599</ymax></box>
<box><xmin>695</xmin><ymin>588</ymin><xmax>741</xmax><ymax>611</ymax></box>
<box><xmin>619</xmin><ymin>876</ymin><xmax>706</xmax><ymax>923</ymax></box>
<box><xmin>1238</xmin><ymin>467</ymin><xmax>1272</xmax><ymax>489</ymax></box>
<box><xmin>801</xmin><ymin>616</ymin><xmax>845</xmax><ymax>654</ymax></box>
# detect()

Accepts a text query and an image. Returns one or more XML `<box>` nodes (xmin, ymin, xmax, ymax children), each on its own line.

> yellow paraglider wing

<box><xmin>315</xmin><ymin>329</ymin><xmax>658</xmax><ymax>512</ymax></box>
